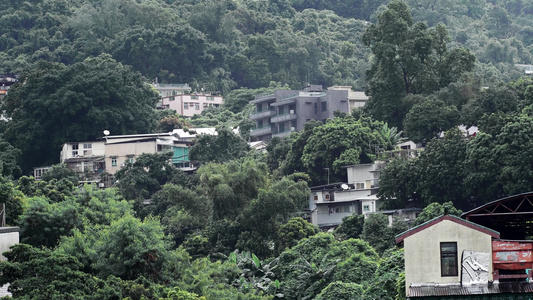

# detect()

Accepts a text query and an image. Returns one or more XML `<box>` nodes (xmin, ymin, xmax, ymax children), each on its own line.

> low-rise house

<box><xmin>160</xmin><ymin>93</ymin><xmax>223</xmax><ymax>117</ymax></box>
<box><xmin>60</xmin><ymin>141</ymin><xmax>106</xmax><ymax>183</ymax></box>
<box><xmin>396</xmin><ymin>192</ymin><xmax>533</xmax><ymax>299</ymax></box>
<box><xmin>309</xmin><ymin>162</ymin><xmax>384</xmax><ymax>229</ymax></box>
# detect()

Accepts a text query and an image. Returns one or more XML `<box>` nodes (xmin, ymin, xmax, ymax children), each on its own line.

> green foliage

<box><xmin>413</xmin><ymin>202</ymin><xmax>463</xmax><ymax>226</ymax></box>
<box><xmin>363</xmin><ymin>1</ymin><xmax>475</xmax><ymax>128</ymax></box>
<box><xmin>366</xmin><ymin>248</ymin><xmax>405</xmax><ymax>300</ymax></box>
<box><xmin>0</xmin><ymin>176</ymin><xmax>25</xmax><ymax>225</ymax></box>
<box><xmin>59</xmin><ymin>214</ymin><xmax>171</xmax><ymax>281</ymax></box>
<box><xmin>361</xmin><ymin>213</ymin><xmax>399</xmax><ymax>255</ymax></box>
<box><xmin>314</xmin><ymin>281</ymin><xmax>364</xmax><ymax>300</ymax></box>
<box><xmin>41</xmin><ymin>163</ymin><xmax>79</xmax><ymax>185</ymax></box>
<box><xmin>18</xmin><ymin>196</ymin><xmax>82</xmax><ymax>248</ymax></box>
<box><xmin>0</xmin><ymin>244</ymin><xmax>102</xmax><ymax>300</ymax></box>
<box><xmin>301</xmin><ymin>116</ymin><xmax>389</xmax><ymax>184</ymax></box>
<box><xmin>275</xmin><ymin>233</ymin><xmax>379</xmax><ymax>299</ymax></box>
<box><xmin>276</xmin><ymin>217</ymin><xmax>317</xmax><ymax>253</ymax></box>
<box><xmin>379</xmin><ymin>128</ymin><xmax>469</xmax><ymax>209</ymax></box>
<box><xmin>189</xmin><ymin>127</ymin><xmax>250</xmax><ymax>165</ymax></box>
<box><xmin>115</xmin><ymin>152</ymin><xmax>179</xmax><ymax>202</ymax></box>
<box><xmin>0</xmin><ymin>134</ymin><xmax>21</xmax><ymax>177</ymax></box>
<box><xmin>1</xmin><ymin>54</ymin><xmax>159</xmax><ymax>173</ymax></box>
<box><xmin>157</xmin><ymin>112</ymin><xmax>191</xmax><ymax>132</ymax></box>
<box><xmin>403</xmin><ymin>98</ymin><xmax>460</xmax><ymax>143</ymax></box>
<box><xmin>334</xmin><ymin>214</ymin><xmax>365</xmax><ymax>240</ymax></box>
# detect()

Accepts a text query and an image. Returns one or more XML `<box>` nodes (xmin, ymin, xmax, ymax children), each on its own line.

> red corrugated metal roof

<box><xmin>409</xmin><ymin>282</ymin><xmax>533</xmax><ymax>297</ymax></box>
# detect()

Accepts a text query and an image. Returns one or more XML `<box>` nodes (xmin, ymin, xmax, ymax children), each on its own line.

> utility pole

<box><xmin>323</xmin><ymin>167</ymin><xmax>330</xmax><ymax>185</ymax></box>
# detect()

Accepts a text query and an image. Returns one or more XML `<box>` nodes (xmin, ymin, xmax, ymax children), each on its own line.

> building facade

<box><xmin>249</xmin><ymin>85</ymin><xmax>351</xmax><ymax>142</ymax></box>
<box><xmin>309</xmin><ymin>163</ymin><xmax>384</xmax><ymax>229</ymax></box>
<box><xmin>160</xmin><ymin>93</ymin><xmax>223</xmax><ymax>117</ymax></box>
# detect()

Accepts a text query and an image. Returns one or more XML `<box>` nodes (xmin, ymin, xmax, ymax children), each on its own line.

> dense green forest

<box><xmin>1</xmin><ymin>0</ymin><xmax>533</xmax><ymax>299</ymax></box>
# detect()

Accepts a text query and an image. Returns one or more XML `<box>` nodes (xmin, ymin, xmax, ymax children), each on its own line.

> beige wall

<box><xmin>0</xmin><ymin>228</ymin><xmax>19</xmax><ymax>261</ymax></box>
<box><xmin>403</xmin><ymin>220</ymin><xmax>493</xmax><ymax>295</ymax></box>
<box><xmin>105</xmin><ymin>140</ymin><xmax>157</xmax><ymax>175</ymax></box>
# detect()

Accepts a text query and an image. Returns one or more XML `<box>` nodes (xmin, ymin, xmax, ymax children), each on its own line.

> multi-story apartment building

<box><xmin>160</xmin><ymin>93</ymin><xmax>223</xmax><ymax>117</ymax></box>
<box><xmin>249</xmin><ymin>85</ymin><xmax>351</xmax><ymax>142</ymax></box>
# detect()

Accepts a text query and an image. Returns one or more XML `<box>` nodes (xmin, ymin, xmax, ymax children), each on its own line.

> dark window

<box><xmin>314</xmin><ymin>103</ymin><xmax>318</xmax><ymax>114</ymax></box>
<box><xmin>321</xmin><ymin>101</ymin><xmax>327</xmax><ymax>112</ymax></box>
<box><xmin>279</xmin><ymin>106</ymin><xmax>284</xmax><ymax>115</ymax></box>
<box><xmin>441</xmin><ymin>242</ymin><xmax>458</xmax><ymax>276</ymax></box>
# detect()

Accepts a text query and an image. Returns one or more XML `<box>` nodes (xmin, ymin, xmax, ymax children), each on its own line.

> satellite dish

<box><xmin>103</xmin><ymin>130</ymin><xmax>110</xmax><ymax>136</ymax></box>
<box><xmin>341</xmin><ymin>184</ymin><xmax>349</xmax><ymax>190</ymax></box>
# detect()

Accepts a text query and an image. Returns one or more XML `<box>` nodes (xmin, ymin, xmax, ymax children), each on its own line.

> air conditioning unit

<box><xmin>290</xmin><ymin>110</ymin><xmax>295</xmax><ymax>114</ymax></box>
<box><xmin>291</xmin><ymin>127</ymin><xmax>295</xmax><ymax>131</ymax></box>
<box><xmin>120</xmin><ymin>163</ymin><xmax>125</xmax><ymax>167</ymax></box>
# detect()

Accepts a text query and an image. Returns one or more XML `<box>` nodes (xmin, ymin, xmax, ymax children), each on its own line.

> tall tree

<box><xmin>363</xmin><ymin>1</ymin><xmax>475</xmax><ymax>128</ymax></box>
<box><xmin>1</xmin><ymin>54</ymin><xmax>159</xmax><ymax>173</ymax></box>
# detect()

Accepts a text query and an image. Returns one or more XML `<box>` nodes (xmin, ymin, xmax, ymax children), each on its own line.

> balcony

<box><xmin>271</xmin><ymin>111</ymin><xmax>297</xmax><ymax>123</ymax></box>
<box><xmin>250</xmin><ymin>126</ymin><xmax>272</xmax><ymax>137</ymax></box>
<box><xmin>250</xmin><ymin>109</ymin><xmax>275</xmax><ymax>120</ymax></box>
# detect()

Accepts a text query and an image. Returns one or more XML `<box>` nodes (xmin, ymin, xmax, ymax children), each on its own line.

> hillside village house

<box><xmin>396</xmin><ymin>192</ymin><xmax>533</xmax><ymax>299</ymax></box>
<box><xmin>309</xmin><ymin>163</ymin><xmax>383</xmax><ymax>229</ymax></box>
<box><xmin>249</xmin><ymin>85</ymin><xmax>368</xmax><ymax>142</ymax></box>
<box><xmin>160</xmin><ymin>93</ymin><xmax>223</xmax><ymax>117</ymax></box>
<box><xmin>53</xmin><ymin>128</ymin><xmax>219</xmax><ymax>185</ymax></box>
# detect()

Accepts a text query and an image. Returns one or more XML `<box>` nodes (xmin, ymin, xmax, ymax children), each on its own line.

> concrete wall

<box><xmin>161</xmin><ymin>94</ymin><xmax>223</xmax><ymax>117</ymax></box>
<box><xmin>60</xmin><ymin>141</ymin><xmax>105</xmax><ymax>162</ymax></box>
<box><xmin>105</xmin><ymin>140</ymin><xmax>157</xmax><ymax>175</ymax></box>
<box><xmin>403</xmin><ymin>220</ymin><xmax>493</xmax><ymax>295</ymax></box>
<box><xmin>0</xmin><ymin>228</ymin><xmax>19</xmax><ymax>261</ymax></box>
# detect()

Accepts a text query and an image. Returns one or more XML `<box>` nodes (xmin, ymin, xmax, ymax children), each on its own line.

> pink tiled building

<box><xmin>161</xmin><ymin>94</ymin><xmax>223</xmax><ymax>117</ymax></box>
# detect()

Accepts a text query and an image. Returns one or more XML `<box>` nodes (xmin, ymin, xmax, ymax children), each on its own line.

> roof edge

<box><xmin>396</xmin><ymin>215</ymin><xmax>500</xmax><ymax>244</ymax></box>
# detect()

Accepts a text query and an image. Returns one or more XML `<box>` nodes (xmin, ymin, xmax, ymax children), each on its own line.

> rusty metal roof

<box><xmin>409</xmin><ymin>282</ymin><xmax>533</xmax><ymax>298</ymax></box>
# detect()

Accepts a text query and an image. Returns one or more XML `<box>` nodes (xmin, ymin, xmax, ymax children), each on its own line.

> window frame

<box><xmin>440</xmin><ymin>242</ymin><xmax>458</xmax><ymax>277</ymax></box>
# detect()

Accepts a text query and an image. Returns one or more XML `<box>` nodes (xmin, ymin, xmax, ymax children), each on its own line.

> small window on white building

<box><xmin>355</xmin><ymin>182</ymin><xmax>365</xmax><ymax>190</ymax></box>
<box><xmin>325</xmin><ymin>194</ymin><xmax>330</xmax><ymax>201</ymax></box>
<box><xmin>313</xmin><ymin>195</ymin><xmax>318</xmax><ymax>201</ymax></box>
<box><xmin>363</xmin><ymin>205</ymin><xmax>370</xmax><ymax>212</ymax></box>
<box><xmin>111</xmin><ymin>157</ymin><xmax>117</xmax><ymax>167</ymax></box>
<box><xmin>72</xmin><ymin>144</ymin><xmax>79</xmax><ymax>156</ymax></box>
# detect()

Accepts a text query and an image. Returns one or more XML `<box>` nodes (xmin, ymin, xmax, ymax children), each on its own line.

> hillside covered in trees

<box><xmin>1</xmin><ymin>0</ymin><xmax>533</xmax><ymax>299</ymax></box>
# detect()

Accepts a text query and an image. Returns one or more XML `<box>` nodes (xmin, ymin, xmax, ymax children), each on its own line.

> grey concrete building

<box><xmin>249</xmin><ymin>85</ymin><xmax>351</xmax><ymax>142</ymax></box>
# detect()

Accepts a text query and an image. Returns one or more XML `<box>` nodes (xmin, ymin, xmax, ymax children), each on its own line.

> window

<box><xmin>279</xmin><ymin>123</ymin><xmax>285</xmax><ymax>133</ymax></box>
<box><xmin>72</xmin><ymin>144</ymin><xmax>79</xmax><ymax>156</ymax></box>
<box><xmin>111</xmin><ymin>157</ymin><xmax>117</xmax><ymax>167</ymax></box>
<box><xmin>314</xmin><ymin>103</ymin><xmax>318</xmax><ymax>114</ymax></box>
<box><xmin>321</xmin><ymin>101</ymin><xmax>327</xmax><ymax>112</ymax></box>
<box><xmin>313</xmin><ymin>195</ymin><xmax>318</xmax><ymax>201</ymax></box>
<box><xmin>325</xmin><ymin>194</ymin><xmax>330</xmax><ymax>201</ymax></box>
<box><xmin>191</xmin><ymin>95</ymin><xmax>199</xmax><ymax>100</ymax></box>
<box><xmin>184</xmin><ymin>103</ymin><xmax>189</xmax><ymax>110</ymax></box>
<box><xmin>207</xmin><ymin>96</ymin><xmax>214</xmax><ymax>101</ymax></box>
<box><xmin>363</xmin><ymin>205</ymin><xmax>370</xmax><ymax>212</ymax></box>
<box><xmin>355</xmin><ymin>182</ymin><xmax>365</xmax><ymax>190</ymax></box>
<box><xmin>83</xmin><ymin>143</ymin><xmax>92</xmax><ymax>149</ymax></box>
<box><xmin>195</xmin><ymin>103</ymin><xmax>200</xmax><ymax>110</ymax></box>
<box><xmin>169</xmin><ymin>97</ymin><xmax>175</xmax><ymax>101</ymax></box>
<box><xmin>441</xmin><ymin>242</ymin><xmax>458</xmax><ymax>276</ymax></box>
<box><xmin>279</xmin><ymin>106</ymin><xmax>284</xmax><ymax>115</ymax></box>
<box><xmin>203</xmin><ymin>103</ymin><xmax>208</xmax><ymax>108</ymax></box>
<box><xmin>329</xmin><ymin>206</ymin><xmax>343</xmax><ymax>214</ymax></box>
<box><xmin>127</xmin><ymin>155</ymin><xmax>134</xmax><ymax>164</ymax></box>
